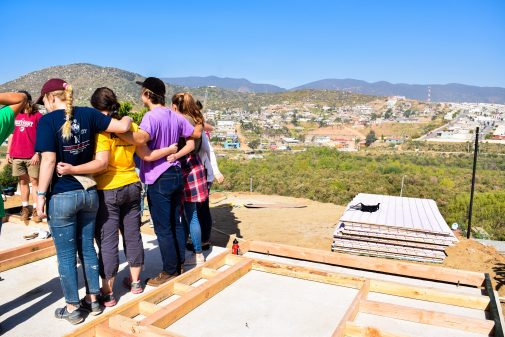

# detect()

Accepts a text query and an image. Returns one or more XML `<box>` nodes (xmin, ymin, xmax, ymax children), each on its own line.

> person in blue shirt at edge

<box><xmin>34</xmin><ymin>78</ymin><xmax>132</xmax><ymax>325</ymax></box>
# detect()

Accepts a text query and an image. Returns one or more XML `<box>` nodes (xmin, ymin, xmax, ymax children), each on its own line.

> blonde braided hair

<box><xmin>61</xmin><ymin>84</ymin><xmax>73</xmax><ymax>141</ymax></box>
<box><xmin>46</xmin><ymin>84</ymin><xmax>74</xmax><ymax>141</ymax></box>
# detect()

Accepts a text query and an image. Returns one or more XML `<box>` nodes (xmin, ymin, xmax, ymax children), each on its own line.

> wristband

<box><xmin>37</xmin><ymin>191</ymin><xmax>47</xmax><ymax>196</ymax></box>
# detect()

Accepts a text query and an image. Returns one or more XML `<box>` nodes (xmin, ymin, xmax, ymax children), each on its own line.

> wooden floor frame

<box><xmin>0</xmin><ymin>238</ymin><xmax>55</xmax><ymax>272</ymax></box>
<box><xmin>65</xmin><ymin>239</ymin><xmax>502</xmax><ymax>337</ymax></box>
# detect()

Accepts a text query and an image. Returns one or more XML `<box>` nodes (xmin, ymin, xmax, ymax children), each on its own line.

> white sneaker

<box><xmin>184</xmin><ymin>253</ymin><xmax>205</xmax><ymax>266</ymax></box>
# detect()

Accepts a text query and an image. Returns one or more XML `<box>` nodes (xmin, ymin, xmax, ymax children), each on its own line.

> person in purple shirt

<box><xmin>118</xmin><ymin>77</ymin><xmax>197</xmax><ymax>286</ymax></box>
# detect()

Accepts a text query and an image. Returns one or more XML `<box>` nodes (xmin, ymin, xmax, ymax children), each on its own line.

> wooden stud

<box><xmin>344</xmin><ymin>322</ymin><xmax>408</xmax><ymax>337</ymax></box>
<box><xmin>251</xmin><ymin>258</ymin><xmax>365</xmax><ymax>289</ymax></box>
<box><xmin>95</xmin><ymin>322</ymin><xmax>137</xmax><ymax>337</ymax></box>
<box><xmin>369</xmin><ymin>279</ymin><xmax>490</xmax><ymax>310</ymax></box>
<box><xmin>140</xmin><ymin>257</ymin><xmax>253</xmax><ymax>329</ymax></box>
<box><xmin>201</xmin><ymin>267</ymin><xmax>220</xmax><ymax>279</ymax></box>
<box><xmin>108</xmin><ymin>315</ymin><xmax>183</xmax><ymax>337</ymax></box>
<box><xmin>173</xmin><ymin>283</ymin><xmax>194</xmax><ymax>295</ymax></box>
<box><xmin>332</xmin><ymin>280</ymin><xmax>370</xmax><ymax>337</ymax></box>
<box><xmin>248</xmin><ymin>240</ymin><xmax>485</xmax><ymax>287</ymax></box>
<box><xmin>360</xmin><ymin>299</ymin><xmax>494</xmax><ymax>335</ymax></box>
<box><xmin>139</xmin><ymin>301</ymin><xmax>162</xmax><ymax>317</ymax></box>
<box><xmin>0</xmin><ymin>238</ymin><xmax>54</xmax><ymax>260</ymax></box>
<box><xmin>0</xmin><ymin>245</ymin><xmax>56</xmax><ymax>272</ymax></box>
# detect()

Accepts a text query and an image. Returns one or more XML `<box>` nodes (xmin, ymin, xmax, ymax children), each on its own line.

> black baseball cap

<box><xmin>136</xmin><ymin>77</ymin><xmax>166</xmax><ymax>97</ymax></box>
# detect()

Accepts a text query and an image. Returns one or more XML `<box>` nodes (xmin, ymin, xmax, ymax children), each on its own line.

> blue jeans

<box><xmin>184</xmin><ymin>202</ymin><xmax>202</xmax><ymax>253</ymax></box>
<box><xmin>48</xmin><ymin>189</ymin><xmax>100</xmax><ymax>305</ymax></box>
<box><xmin>147</xmin><ymin>166</ymin><xmax>185</xmax><ymax>274</ymax></box>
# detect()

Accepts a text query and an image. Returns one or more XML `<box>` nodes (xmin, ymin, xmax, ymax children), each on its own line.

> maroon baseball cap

<box><xmin>35</xmin><ymin>78</ymin><xmax>68</xmax><ymax>105</ymax></box>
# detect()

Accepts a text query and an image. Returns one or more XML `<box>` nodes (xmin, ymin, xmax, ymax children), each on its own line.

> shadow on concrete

<box><xmin>209</xmin><ymin>204</ymin><xmax>241</xmax><ymax>248</ymax></box>
<box><xmin>493</xmin><ymin>263</ymin><xmax>505</xmax><ymax>291</ymax></box>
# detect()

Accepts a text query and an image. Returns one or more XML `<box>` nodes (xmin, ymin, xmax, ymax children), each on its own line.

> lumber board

<box><xmin>360</xmin><ymin>299</ymin><xmax>495</xmax><ymax>334</ymax></box>
<box><xmin>344</xmin><ymin>322</ymin><xmax>408</xmax><ymax>337</ymax></box>
<box><xmin>95</xmin><ymin>322</ymin><xmax>137</xmax><ymax>337</ymax></box>
<box><xmin>140</xmin><ymin>257</ymin><xmax>253</xmax><ymax>329</ymax></box>
<box><xmin>108</xmin><ymin>315</ymin><xmax>182</xmax><ymax>337</ymax></box>
<box><xmin>0</xmin><ymin>245</ymin><xmax>56</xmax><ymax>272</ymax></box>
<box><xmin>248</xmin><ymin>240</ymin><xmax>484</xmax><ymax>287</ymax></box>
<box><xmin>332</xmin><ymin>280</ymin><xmax>370</xmax><ymax>337</ymax></box>
<box><xmin>485</xmin><ymin>273</ymin><xmax>504</xmax><ymax>337</ymax></box>
<box><xmin>369</xmin><ymin>279</ymin><xmax>489</xmax><ymax>310</ymax></box>
<box><xmin>250</xmin><ymin>258</ymin><xmax>365</xmax><ymax>289</ymax></box>
<box><xmin>0</xmin><ymin>238</ymin><xmax>54</xmax><ymax>260</ymax></box>
<box><xmin>65</xmin><ymin>251</ymin><xmax>230</xmax><ymax>337</ymax></box>
<box><xmin>139</xmin><ymin>301</ymin><xmax>162</xmax><ymax>317</ymax></box>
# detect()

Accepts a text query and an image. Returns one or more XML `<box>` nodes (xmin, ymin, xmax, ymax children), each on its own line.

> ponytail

<box><xmin>172</xmin><ymin>92</ymin><xmax>204</xmax><ymax>125</ymax></box>
<box><xmin>61</xmin><ymin>84</ymin><xmax>74</xmax><ymax>141</ymax></box>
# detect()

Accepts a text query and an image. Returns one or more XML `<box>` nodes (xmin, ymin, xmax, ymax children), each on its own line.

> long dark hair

<box><xmin>90</xmin><ymin>87</ymin><xmax>120</xmax><ymax>119</ymax></box>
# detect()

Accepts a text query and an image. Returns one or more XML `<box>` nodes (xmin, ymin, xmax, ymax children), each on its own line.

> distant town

<box><xmin>205</xmin><ymin>96</ymin><xmax>505</xmax><ymax>153</ymax></box>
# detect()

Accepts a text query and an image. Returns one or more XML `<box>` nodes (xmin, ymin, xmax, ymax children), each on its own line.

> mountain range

<box><xmin>162</xmin><ymin>76</ymin><xmax>285</xmax><ymax>93</ymax></box>
<box><xmin>1</xmin><ymin>63</ymin><xmax>504</xmax><ymax>105</ymax></box>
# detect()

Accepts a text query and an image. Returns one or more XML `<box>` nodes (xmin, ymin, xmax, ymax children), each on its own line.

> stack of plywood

<box><xmin>332</xmin><ymin>193</ymin><xmax>458</xmax><ymax>263</ymax></box>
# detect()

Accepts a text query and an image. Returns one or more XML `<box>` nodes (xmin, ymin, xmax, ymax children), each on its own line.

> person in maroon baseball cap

<box><xmin>33</xmin><ymin>78</ymin><xmax>134</xmax><ymax>324</ymax></box>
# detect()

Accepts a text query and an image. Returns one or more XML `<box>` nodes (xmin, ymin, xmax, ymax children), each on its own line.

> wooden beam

<box><xmin>201</xmin><ymin>267</ymin><xmax>219</xmax><ymax>279</ymax></box>
<box><xmin>108</xmin><ymin>315</ymin><xmax>183</xmax><ymax>337</ymax></box>
<box><xmin>248</xmin><ymin>240</ymin><xmax>485</xmax><ymax>287</ymax></box>
<box><xmin>369</xmin><ymin>279</ymin><xmax>490</xmax><ymax>310</ymax></box>
<box><xmin>140</xmin><ymin>257</ymin><xmax>253</xmax><ymax>329</ymax></box>
<box><xmin>64</xmin><ymin>251</ymin><xmax>230</xmax><ymax>337</ymax></box>
<box><xmin>0</xmin><ymin>245</ymin><xmax>56</xmax><ymax>272</ymax></box>
<box><xmin>360</xmin><ymin>299</ymin><xmax>494</xmax><ymax>335</ymax></box>
<box><xmin>139</xmin><ymin>301</ymin><xmax>162</xmax><ymax>317</ymax></box>
<box><xmin>95</xmin><ymin>322</ymin><xmax>137</xmax><ymax>337</ymax></box>
<box><xmin>0</xmin><ymin>238</ymin><xmax>54</xmax><ymax>260</ymax></box>
<box><xmin>251</xmin><ymin>258</ymin><xmax>365</xmax><ymax>289</ymax></box>
<box><xmin>173</xmin><ymin>283</ymin><xmax>194</xmax><ymax>295</ymax></box>
<box><xmin>485</xmin><ymin>273</ymin><xmax>504</xmax><ymax>337</ymax></box>
<box><xmin>344</xmin><ymin>322</ymin><xmax>408</xmax><ymax>337</ymax></box>
<box><xmin>331</xmin><ymin>280</ymin><xmax>370</xmax><ymax>337</ymax></box>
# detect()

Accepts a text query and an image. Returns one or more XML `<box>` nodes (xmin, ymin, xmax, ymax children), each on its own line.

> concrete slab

<box><xmin>168</xmin><ymin>270</ymin><xmax>359</xmax><ymax>337</ymax></box>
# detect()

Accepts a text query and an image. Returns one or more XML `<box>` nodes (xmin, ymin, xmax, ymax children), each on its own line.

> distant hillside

<box><xmin>0</xmin><ymin>63</ymin><xmax>186</xmax><ymax>108</ymax></box>
<box><xmin>162</xmin><ymin>76</ymin><xmax>286</xmax><ymax>93</ymax></box>
<box><xmin>0</xmin><ymin>64</ymin><xmax>379</xmax><ymax>112</ymax></box>
<box><xmin>292</xmin><ymin>79</ymin><xmax>505</xmax><ymax>104</ymax></box>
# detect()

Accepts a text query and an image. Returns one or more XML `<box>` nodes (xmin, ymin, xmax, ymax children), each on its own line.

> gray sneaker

<box><xmin>54</xmin><ymin>306</ymin><xmax>84</xmax><ymax>325</ymax></box>
<box><xmin>79</xmin><ymin>298</ymin><xmax>104</xmax><ymax>316</ymax></box>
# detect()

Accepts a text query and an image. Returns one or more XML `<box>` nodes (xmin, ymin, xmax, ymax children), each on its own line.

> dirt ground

<box><xmin>5</xmin><ymin>191</ymin><xmax>505</xmax><ymax>303</ymax></box>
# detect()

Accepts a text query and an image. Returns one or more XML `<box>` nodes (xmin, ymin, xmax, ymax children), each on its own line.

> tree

<box><xmin>248</xmin><ymin>139</ymin><xmax>260</xmax><ymax>149</ymax></box>
<box><xmin>365</xmin><ymin>130</ymin><xmax>377</xmax><ymax>147</ymax></box>
<box><xmin>384</xmin><ymin>109</ymin><xmax>393</xmax><ymax>119</ymax></box>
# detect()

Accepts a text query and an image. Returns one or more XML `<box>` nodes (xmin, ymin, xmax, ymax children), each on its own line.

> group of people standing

<box><xmin>0</xmin><ymin>76</ymin><xmax>223</xmax><ymax>325</ymax></box>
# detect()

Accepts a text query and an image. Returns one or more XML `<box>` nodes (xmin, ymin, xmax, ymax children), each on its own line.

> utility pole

<box><xmin>400</xmin><ymin>175</ymin><xmax>406</xmax><ymax>197</ymax></box>
<box><xmin>467</xmin><ymin>127</ymin><xmax>479</xmax><ymax>239</ymax></box>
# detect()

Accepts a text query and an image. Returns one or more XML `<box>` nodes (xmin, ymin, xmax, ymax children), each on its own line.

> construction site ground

<box><xmin>1</xmin><ymin>191</ymin><xmax>504</xmax><ymax>336</ymax></box>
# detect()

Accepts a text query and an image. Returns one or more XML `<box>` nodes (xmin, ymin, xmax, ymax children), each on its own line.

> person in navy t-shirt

<box><xmin>34</xmin><ymin>78</ymin><xmax>132</xmax><ymax>325</ymax></box>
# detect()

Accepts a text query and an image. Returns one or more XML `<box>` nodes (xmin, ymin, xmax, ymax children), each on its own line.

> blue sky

<box><xmin>2</xmin><ymin>0</ymin><xmax>504</xmax><ymax>88</ymax></box>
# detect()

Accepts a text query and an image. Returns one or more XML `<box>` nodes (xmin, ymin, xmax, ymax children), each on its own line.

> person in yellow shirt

<box><xmin>57</xmin><ymin>87</ymin><xmax>177</xmax><ymax>307</ymax></box>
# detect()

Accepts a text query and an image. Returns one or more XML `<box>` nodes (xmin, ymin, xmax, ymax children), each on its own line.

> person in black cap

<box><xmin>135</xmin><ymin>77</ymin><xmax>166</xmax><ymax>105</ymax></box>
